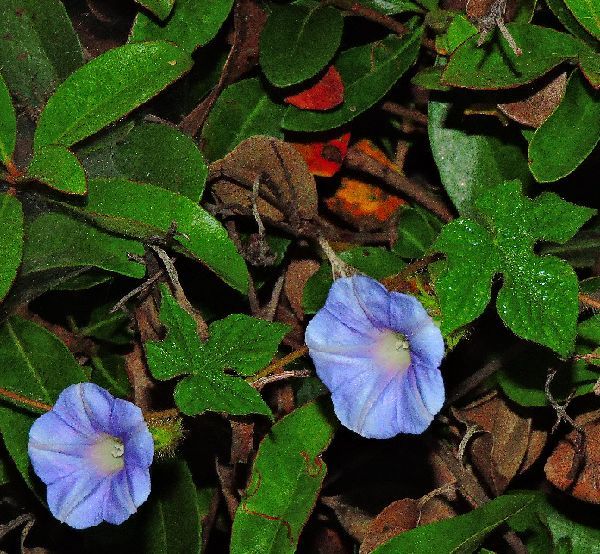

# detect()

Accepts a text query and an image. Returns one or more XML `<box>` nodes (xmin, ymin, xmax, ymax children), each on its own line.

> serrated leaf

<box><xmin>562</xmin><ymin>0</ymin><xmax>600</xmax><ymax>39</ymax></box>
<box><xmin>442</xmin><ymin>24</ymin><xmax>579</xmax><ymax>90</ymax></box>
<box><xmin>201</xmin><ymin>78</ymin><xmax>285</xmax><ymax>162</ymax></box>
<box><xmin>34</xmin><ymin>42</ymin><xmax>193</xmax><ymax>149</ymax></box>
<box><xmin>0</xmin><ymin>193</ymin><xmax>23</xmax><ymax>304</ymax></box>
<box><xmin>0</xmin><ymin>317</ymin><xmax>87</xmax><ymax>489</ymax></box>
<box><xmin>373</xmin><ymin>492</ymin><xmax>536</xmax><ymax>553</ymax></box>
<box><xmin>130</xmin><ymin>0</ymin><xmax>234</xmax><ymax>53</ymax></box>
<box><xmin>145</xmin><ymin>287</ymin><xmax>272</xmax><ymax>417</ymax></box>
<box><xmin>27</xmin><ymin>145</ymin><xmax>87</xmax><ymax>195</ymax></box>
<box><xmin>0</xmin><ymin>74</ymin><xmax>16</xmax><ymax>165</ymax></box>
<box><xmin>393</xmin><ymin>207</ymin><xmax>443</xmax><ymax>258</ymax></box>
<box><xmin>230</xmin><ymin>399</ymin><xmax>337</xmax><ymax>554</ymax></box>
<box><xmin>0</xmin><ymin>0</ymin><xmax>82</xmax><ymax>107</ymax></box>
<box><xmin>428</xmin><ymin>99</ymin><xmax>533</xmax><ymax>217</ymax></box>
<box><xmin>283</xmin><ymin>30</ymin><xmax>422</xmax><ymax>132</ymax></box>
<box><xmin>434</xmin><ymin>181</ymin><xmax>596</xmax><ymax>355</ymax></box>
<box><xmin>529</xmin><ymin>71</ymin><xmax>600</xmax><ymax>182</ymax></box>
<box><xmin>260</xmin><ymin>3</ymin><xmax>343</xmax><ymax>87</ymax></box>
<box><xmin>135</xmin><ymin>0</ymin><xmax>175</xmax><ymax>21</ymax></box>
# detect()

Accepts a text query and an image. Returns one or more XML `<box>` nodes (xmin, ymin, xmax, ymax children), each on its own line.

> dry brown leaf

<box><xmin>284</xmin><ymin>259</ymin><xmax>321</xmax><ymax>319</ymax></box>
<box><xmin>321</xmin><ymin>495</ymin><xmax>373</xmax><ymax>543</ymax></box>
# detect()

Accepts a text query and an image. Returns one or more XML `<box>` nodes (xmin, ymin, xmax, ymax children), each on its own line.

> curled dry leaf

<box><xmin>291</xmin><ymin>132</ymin><xmax>351</xmax><ymax>178</ymax></box>
<box><xmin>464</xmin><ymin>0</ymin><xmax>520</xmax><ymax>21</ymax></box>
<box><xmin>452</xmin><ymin>391</ymin><xmax>547</xmax><ymax>494</ymax></box>
<box><xmin>209</xmin><ymin>136</ymin><xmax>319</xmax><ymax>225</ymax></box>
<box><xmin>498</xmin><ymin>72</ymin><xmax>567</xmax><ymax>128</ymax></box>
<box><xmin>284</xmin><ymin>259</ymin><xmax>321</xmax><ymax>319</ymax></box>
<box><xmin>285</xmin><ymin>66</ymin><xmax>345</xmax><ymax>111</ymax></box>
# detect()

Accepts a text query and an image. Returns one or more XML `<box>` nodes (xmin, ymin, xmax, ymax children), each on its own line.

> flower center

<box><xmin>88</xmin><ymin>434</ymin><xmax>125</xmax><ymax>474</ymax></box>
<box><xmin>373</xmin><ymin>331</ymin><xmax>411</xmax><ymax>373</ymax></box>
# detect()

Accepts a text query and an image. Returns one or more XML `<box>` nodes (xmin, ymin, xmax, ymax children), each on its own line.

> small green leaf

<box><xmin>27</xmin><ymin>146</ymin><xmax>87</xmax><ymax>195</ymax></box>
<box><xmin>0</xmin><ymin>193</ymin><xmax>23</xmax><ymax>303</ymax></box>
<box><xmin>34</xmin><ymin>42</ymin><xmax>193</xmax><ymax>149</ymax></box>
<box><xmin>562</xmin><ymin>0</ymin><xmax>600</xmax><ymax>39</ymax></box>
<box><xmin>578</xmin><ymin>44</ymin><xmax>600</xmax><ymax>88</ymax></box>
<box><xmin>0</xmin><ymin>0</ymin><xmax>83</xmax><ymax>107</ymax></box>
<box><xmin>0</xmin><ymin>317</ymin><xmax>87</xmax><ymax>489</ymax></box>
<box><xmin>393</xmin><ymin>207</ymin><xmax>443</xmax><ymax>258</ymax></box>
<box><xmin>579</xmin><ymin>314</ymin><xmax>600</xmax><ymax>344</ymax></box>
<box><xmin>90</xmin><ymin>355</ymin><xmax>132</xmax><ymax>398</ymax></box>
<box><xmin>373</xmin><ymin>492</ymin><xmax>536</xmax><ymax>553</ymax></box>
<box><xmin>283</xmin><ymin>30</ymin><xmax>422</xmax><ymax>132</ymax></box>
<box><xmin>81</xmin><ymin>305</ymin><xmax>133</xmax><ymax>346</ymax></box>
<box><xmin>130</xmin><ymin>0</ymin><xmax>234</xmax><ymax>53</ymax></box>
<box><xmin>113</xmin><ymin>122</ymin><xmax>208</xmax><ymax>201</ymax></box>
<box><xmin>230</xmin><ymin>399</ymin><xmax>337</xmax><ymax>554</ymax></box>
<box><xmin>442</xmin><ymin>24</ymin><xmax>579</xmax><ymax>90</ymax></box>
<box><xmin>360</xmin><ymin>0</ymin><xmax>424</xmax><ymax>15</ymax></box>
<box><xmin>201</xmin><ymin>78</ymin><xmax>285</xmax><ymax>162</ymax></box>
<box><xmin>529</xmin><ymin>71</ymin><xmax>600</xmax><ymax>182</ymax></box>
<box><xmin>260</xmin><ymin>3</ymin><xmax>343</xmax><ymax>87</ymax></box>
<box><xmin>135</xmin><ymin>0</ymin><xmax>175</xmax><ymax>21</ymax></box>
<box><xmin>0</xmin><ymin>74</ymin><xmax>16</xmax><ymax>165</ymax></box>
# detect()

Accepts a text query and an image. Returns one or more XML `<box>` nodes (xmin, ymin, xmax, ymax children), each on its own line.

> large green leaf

<box><xmin>130</xmin><ymin>0</ymin><xmax>234</xmax><ymax>53</ymax></box>
<box><xmin>27</xmin><ymin>146</ymin><xmax>87</xmax><ymax>195</ymax></box>
<box><xmin>428</xmin><ymin>100</ymin><xmax>532</xmax><ymax>217</ymax></box>
<box><xmin>434</xmin><ymin>181</ymin><xmax>596</xmax><ymax>355</ymax></box>
<box><xmin>260</xmin><ymin>3</ymin><xmax>343</xmax><ymax>87</ymax></box>
<box><xmin>230</xmin><ymin>399</ymin><xmax>337</xmax><ymax>554</ymax></box>
<box><xmin>0</xmin><ymin>194</ymin><xmax>23</xmax><ymax>304</ymax></box>
<box><xmin>0</xmin><ymin>0</ymin><xmax>82</xmax><ymax>107</ymax></box>
<box><xmin>373</xmin><ymin>492</ymin><xmax>536</xmax><ymax>553</ymax></box>
<box><xmin>113</xmin><ymin>122</ymin><xmax>208</xmax><ymax>201</ymax></box>
<box><xmin>34</xmin><ymin>42</ymin><xmax>193</xmax><ymax>149</ymax></box>
<box><xmin>442</xmin><ymin>24</ymin><xmax>579</xmax><ymax>90</ymax></box>
<box><xmin>0</xmin><ymin>317</ymin><xmax>87</xmax><ymax>488</ymax></box>
<box><xmin>563</xmin><ymin>0</ymin><xmax>600</xmax><ymax>39</ymax></box>
<box><xmin>145</xmin><ymin>286</ymin><xmax>272</xmax><ymax>417</ymax></box>
<box><xmin>0</xmin><ymin>75</ymin><xmax>16</xmax><ymax>165</ymax></box>
<box><xmin>201</xmin><ymin>78</ymin><xmax>285</xmax><ymax>162</ymax></box>
<box><xmin>529</xmin><ymin>71</ymin><xmax>600</xmax><ymax>182</ymax></box>
<box><xmin>283</xmin><ymin>30</ymin><xmax>422</xmax><ymax>131</ymax></box>
<box><xmin>80</xmin><ymin>178</ymin><xmax>248</xmax><ymax>293</ymax></box>
<box><xmin>135</xmin><ymin>0</ymin><xmax>175</xmax><ymax>21</ymax></box>
<box><xmin>546</xmin><ymin>0</ymin><xmax>599</xmax><ymax>46</ymax></box>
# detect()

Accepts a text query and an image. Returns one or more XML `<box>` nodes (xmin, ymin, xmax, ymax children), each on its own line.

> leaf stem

<box><xmin>0</xmin><ymin>387</ymin><xmax>52</xmax><ymax>413</ymax></box>
<box><xmin>579</xmin><ymin>293</ymin><xmax>600</xmax><ymax>310</ymax></box>
<box><xmin>250</xmin><ymin>346</ymin><xmax>309</xmax><ymax>382</ymax></box>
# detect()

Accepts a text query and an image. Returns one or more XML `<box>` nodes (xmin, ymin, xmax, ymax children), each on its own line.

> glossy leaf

<box><xmin>260</xmin><ymin>3</ymin><xmax>343</xmax><ymax>87</ymax></box>
<box><xmin>283</xmin><ymin>30</ymin><xmax>422</xmax><ymax>131</ymax></box>
<box><xmin>230</xmin><ymin>399</ymin><xmax>337</xmax><ymax>554</ymax></box>
<box><xmin>130</xmin><ymin>0</ymin><xmax>234</xmax><ymax>53</ymax></box>
<box><xmin>0</xmin><ymin>317</ymin><xmax>87</xmax><ymax>488</ymax></box>
<box><xmin>0</xmin><ymin>75</ymin><xmax>16</xmax><ymax>165</ymax></box>
<box><xmin>135</xmin><ymin>0</ymin><xmax>175</xmax><ymax>21</ymax></box>
<box><xmin>529</xmin><ymin>71</ymin><xmax>600</xmax><ymax>182</ymax></box>
<box><xmin>27</xmin><ymin>145</ymin><xmax>87</xmax><ymax>195</ymax></box>
<box><xmin>562</xmin><ymin>0</ymin><xmax>600</xmax><ymax>39</ymax></box>
<box><xmin>393</xmin><ymin>207</ymin><xmax>443</xmax><ymax>259</ymax></box>
<box><xmin>34</xmin><ymin>42</ymin><xmax>193</xmax><ymax>149</ymax></box>
<box><xmin>145</xmin><ymin>286</ymin><xmax>272</xmax><ymax>417</ymax></box>
<box><xmin>442</xmin><ymin>24</ymin><xmax>579</xmax><ymax>90</ymax></box>
<box><xmin>113</xmin><ymin>122</ymin><xmax>208</xmax><ymax>201</ymax></box>
<box><xmin>201</xmin><ymin>78</ymin><xmax>285</xmax><ymax>162</ymax></box>
<box><xmin>434</xmin><ymin>181</ymin><xmax>596</xmax><ymax>355</ymax></box>
<box><xmin>0</xmin><ymin>0</ymin><xmax>82</xmax><ymax>107</ymax></box>
<box><xmin>0</xmin><ymin>194</ymin><xmax>23</xmax><ymax>304</ymax></box>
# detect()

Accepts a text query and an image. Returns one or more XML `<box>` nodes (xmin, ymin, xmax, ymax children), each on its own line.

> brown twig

<box><xmin>252</xmin><ymin>369</ymin><xmax>312</xmax><ymax>390</ymax></box>
<box><xmin>0</xmin><ymin>387</ymin><xmax>52</xmax><ymax>412</ymax></box>
<box><xmin>322</xmin><ymin>0</ymin><xmax>409</xmax><ymax>35</ymax></box>
<box><xmin>580</xmin><ymin>292</ymin><xmax>600</xmax><ymax>311</ymax></box>
<box><xmin>381</xmin><ymin>101</ymin><xmax>428</xmax><ymax>125</ymax></box>
<box><xmin>250</xmin><ymin>345</ymin><xmax>309</xmax><ymax>382</ymax></box>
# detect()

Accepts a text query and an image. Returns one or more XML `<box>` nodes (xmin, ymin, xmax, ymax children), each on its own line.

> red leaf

<box><xmin>291</xmin><ymin>132</ymin><xmax>350</xmax><ymax>177</ymax></box>
<box><xmin>285</xmin><ymin>66</ymin><xmax>344</xmax><ymax>111</ymax></box>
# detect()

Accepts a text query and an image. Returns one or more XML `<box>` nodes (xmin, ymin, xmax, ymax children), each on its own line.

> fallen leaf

<box><xmin>284</xmin><ymin>259</ymin><xmax>321</xmax><ymax>319</ymax></box>
<box><xmin>285</xmin><ymin>66</ymin><xmax>344</xmax><ymax>111</ymax></box>
<box><xmin>321</xmin><ymin>495</ymin><xmax>373</xmax><ymax>543</ymax></box>
<box><xmin>291</xmin><ymin>132</ymin><xmax>351</xmax><ymax>177</ymax></box>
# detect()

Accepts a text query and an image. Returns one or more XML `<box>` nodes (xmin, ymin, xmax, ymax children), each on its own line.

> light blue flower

<box><xmin>28</xmin><ymin>383</ymin><xmax>154</xmax><ymax>529</ymax></box>
<box><xmin>305</xmin><ymin>275</ymin><xmax>445</xmax><ymax>439</ymax></box>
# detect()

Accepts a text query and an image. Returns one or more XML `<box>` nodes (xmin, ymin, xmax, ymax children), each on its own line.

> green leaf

<box><xmin>0</xmin><ymin>0</ymin><xmax>82</xmax><ymax>107</ymax></box>
<box><xmin>578</xmin><ymin>314</ymin><xmax>600</xmax><ymax>344</ymax></box>
<box><xmin>393</xmin><ymin>207</ymin><xmax>443</xmax><ymax>258</ymax></box>
<box><xmin>0</xmin><ymin>317</ymin><xmax>87</xmax><ymax>488</ymax></box>
<box><xmin>442</xmin><ymin>24</ymin><xmax>579</xmax><ymax>90</ymax></box>
<box><xmin>0</xmin><ymin>193</ymin><xmax>23</xmax><ymax>303</ymax></box>
<box><xmin>373</xmin><ymin>492</ymin><xmax>536</xmax><ymax>553</ymax></box>
<box><xmin>529</xmin><ymin>71</ymin><xmax>600</xmax><ymax>182</ymax></box>
<box><xmin>361</xmin><ymin>0</ymin><xmax>424</xmax><ymax>15</ymax></box>
<box><xmin>541</xmin><ymin>218</ymin><xmax>600</xmax><ymax>268</ymax></box>
<box><xmin>201</xmin><ymin>78</ymin><xmax>285</xmax><ymax>162</ymax></box>
<box><xmin>81</xmin><ymin>178</ymin><xmax>248</xmax><ymax>293</ymax></box>
<box><xmin>428</xmin><ymin>100</ymin><xmax>532</xmax><ymax>217</ymax></box>
<box><xmin>81</xmin><ymin>305</ymin><xmax>133</xmax><ymax>346</ymax></box>
<box><xmin>562</xmin><ymin>0</ymin><xmax>600</xmax><ymax>39</ymax></box>
<box><xmin>21</xmin><ymin>211</ymin><xmax>146</xmax><ymax>279</ymax></box>
<box><xmin>260</xmin><ymin>3</ymin><xmax>343</xmax><ymax>87</ymax></box>
<box><xmin>130</xmin><ymin>0</ymin><xmax>234</xmax><ymax>53</ymax></box>
<box><xmin>135</xmin><ymin>0</ymin><xmax>175</xmax><ymax>21</ymax></box>
<box><xmin>34</xmin><ymin>42</ymin><xmax>193</xmax><ymax>149</ymax></box>
<box><xmin>283</xmin><ymin>30</ymin><xmax>423</xmax><ymax>132</ymax></box>
<box><xmin>303</xmin><ymin>247</ymin><xmax>406</xmax><ymax>314</ymax></box>
<box><xmin>0</xmin><ymin>74</ymin><xmax>16</xmax><ymax>165</ymax></box>
<box><xmin>433</xmin><ymin>181</ymin><xmax>596</xmax><ymax>355</ymax></box>
<box><xmin>113</xmin><ymin>122</ymin><xmax>208</xmax><ymax>201</ymax></box>
<box><xmin>145</xmin><ymin>286</ymin><xmax>272</xmax><ymax>417</ymax></box>
<box><xmin>546</xmin><ymin>0</ymin><xmax>599</xmax><ymax>46</ymax></box>
<box><xmin>578</xmin><ymin>44</ymin><xmax>600</xmax><ymax>89</ymax></box>
<box><xmin>90</xmin><ymin>355</ymin><xmax>132</xmax><ymax>398</ymax></box>
<box><xmin>230</xmin><ymin>399</ymin><xmax>337</xmax><ymax>554</ymax></box>
<box><xmin>27</xmin><ymin>145</ymin><xmax>87</xmax><ymax>195</ymax></box>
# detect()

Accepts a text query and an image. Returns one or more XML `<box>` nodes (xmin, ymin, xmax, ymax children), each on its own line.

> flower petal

<box><xmin>124</xmin><ymin>423</ymin><xmax>154</xmax><ymax>469</ymax></box>
<box><xmin>101</xmin><ymin>465</ymin><xmax>150</xmax><ymax>524</ymax></box>
<box><xmin>388</xmin><ymin>292</ymin><xmax>432</xmax><ymax>337</ymax></box>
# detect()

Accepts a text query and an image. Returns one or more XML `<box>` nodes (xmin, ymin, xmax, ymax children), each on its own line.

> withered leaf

<box><xmin>284</xmin><ymin>259</ymin><xmax>321</xmax><ymax>320</ymax></box>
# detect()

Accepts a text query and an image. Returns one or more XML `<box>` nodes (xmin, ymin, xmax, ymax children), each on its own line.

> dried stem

<box><xmin>250</xmin><ymin>345</ymin><xmax>309</xmax><ymax>382</ymax></box>
<box><xmin>381</xmin><ymin>101</ymin><xmax>428</xmax><ymax>125</ymax></box>
<box><xmin>580</xmin><ymin>292</ymin><xmax>600</xmax><ymax>310</ymax></box>
<box><xmin>0</xmin><ymin>387</ymin><xmax>51</xmax><ymax>412</ymax></box>
<box><xmin>252</xmin><ymin>369</ymin><xmax>312</xmax><ymax>390</ymax></box>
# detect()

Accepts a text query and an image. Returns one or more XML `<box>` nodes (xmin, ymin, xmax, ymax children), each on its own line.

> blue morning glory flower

<box><xmin>305</xmin><ymin>275</ymin><xmax>445</xmax><ymax>439</ymax></box>
<box><xmin>28</xmin><ymin>383</ymin><xmax>154</xmax><ymax>529</ymax></box>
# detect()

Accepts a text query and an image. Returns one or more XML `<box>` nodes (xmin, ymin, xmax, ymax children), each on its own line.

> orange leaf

<box><xmin>291</xmin><ymin>132</ymin><xmax>350</xmax><ymax>177</ymax></box>
<box><xmin>284</xmin><ymin>66</ymin><xmax>344</xmax><ymax>111</ymax></box>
